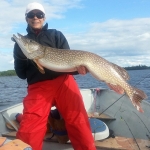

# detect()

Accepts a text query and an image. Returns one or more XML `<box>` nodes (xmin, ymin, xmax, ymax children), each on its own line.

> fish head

<box><xmin>12</xmin><ymin>33</ymin><xmax>44</xmax><ymax>59</ymax></box>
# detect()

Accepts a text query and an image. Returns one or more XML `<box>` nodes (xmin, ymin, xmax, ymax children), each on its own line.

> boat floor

<box><xmin>1</xmin><ymin>131</ymin><xmax>150</xmax><ymax>150</ymax></box>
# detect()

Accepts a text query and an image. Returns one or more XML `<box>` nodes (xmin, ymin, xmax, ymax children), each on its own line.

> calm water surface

<box><xmin>0</xmin><ymin>69</ymin><xmax>150</xmax><ymax>110</ymax></box>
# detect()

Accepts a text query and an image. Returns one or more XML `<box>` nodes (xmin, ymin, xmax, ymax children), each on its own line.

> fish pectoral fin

<box><xmin>33</xmin><ymin>59</ymin><xmax>45</xmax><ymax>74</ymax></box>
<box><xmin>107</xmin><ymin>83</ymin><xmax>125</xmax><ymax>95</ymax></box>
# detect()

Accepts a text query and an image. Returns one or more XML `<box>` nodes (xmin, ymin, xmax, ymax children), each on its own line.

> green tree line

<box><xmin>0</xmin><ymin>70</ymin><xmax>16</xmax><ymax>76</ymax></box>
<box><xmin>124</xmin><ymin>65</ymin><xmax>150</xmax><ymax>70</ymax></box>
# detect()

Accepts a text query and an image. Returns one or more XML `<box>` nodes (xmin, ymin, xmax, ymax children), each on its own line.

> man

<box><xmin>13</xmin><ymin>2</ymin><xmax>96</xmax><ymax>150</ymax></box>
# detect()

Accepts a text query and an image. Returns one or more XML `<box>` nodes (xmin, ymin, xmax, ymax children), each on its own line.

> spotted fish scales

<box><xmin>12</xmin><ymin>33</ymin><xmax>147</xmax><ymax>112</ymax></box>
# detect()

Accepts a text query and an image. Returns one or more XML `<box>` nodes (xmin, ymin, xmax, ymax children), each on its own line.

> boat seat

<box><xmin>89</xmin><ymin>118</ymin><xmax>109</xmax><ymax>140</ymax></box>
<box><xmin>2</xmin><ymin>118</ymin><xmax>110</xmax><ymax>142</ymax></box>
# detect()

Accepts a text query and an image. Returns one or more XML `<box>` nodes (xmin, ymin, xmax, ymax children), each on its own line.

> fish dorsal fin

<box><xmin>111</xmin><ymin>63</ymin><xmax>129</xmax><ymax>81</ymax></box>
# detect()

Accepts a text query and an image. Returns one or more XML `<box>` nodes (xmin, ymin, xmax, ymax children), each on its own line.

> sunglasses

<box><xmin>26</xmin><ymin>12</ymin><xmax>45</xmax><ymax>19</ymax></box>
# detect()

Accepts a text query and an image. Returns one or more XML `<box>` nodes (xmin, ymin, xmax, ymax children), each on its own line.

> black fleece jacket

<box><xmin>13</xmin><ymin>23</ymin><xmax>78</xmax><ymax>85</ymax></box>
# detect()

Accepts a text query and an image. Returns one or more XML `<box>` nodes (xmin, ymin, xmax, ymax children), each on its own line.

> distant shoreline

<box><xmin>0</xmin><ymin>65</ymin><xmax>150</xmax><ymax>76</ymax></box>
<box><xmin>124</xmin><ymin>65</ymin><xmax>150</xmax><ymax>70</ymax></box>
<box><xmin>0</xmin><ymin>70</ymin><xmax>17</xmax><ymax>77</ymax></box>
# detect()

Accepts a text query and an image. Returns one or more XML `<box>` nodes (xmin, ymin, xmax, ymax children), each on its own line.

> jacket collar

<box><xmin>26</xmin><ymin>23</ymin><xmax>48</xmax><ymax>34</ymax></box>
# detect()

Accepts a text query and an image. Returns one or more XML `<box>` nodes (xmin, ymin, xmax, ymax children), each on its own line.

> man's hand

<box><xmin>76</xmin><ymin>66</ymin><xmax>88</xmax><ymax>75</ymax></box>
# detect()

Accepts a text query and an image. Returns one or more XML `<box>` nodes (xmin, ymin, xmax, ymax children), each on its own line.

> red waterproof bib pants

<box><xmin>17</xmin><ymin>75</ymin><xmax>96</xmax><ymax>150</ymax></box>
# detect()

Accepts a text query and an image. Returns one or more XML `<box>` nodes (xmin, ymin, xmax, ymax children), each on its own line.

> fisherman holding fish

<box><xmin>13</xmin><ymin>2</ymin><xmax>96</xmax><ymax>150</ymax></box>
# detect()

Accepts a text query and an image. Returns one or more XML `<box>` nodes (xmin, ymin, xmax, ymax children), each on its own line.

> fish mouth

<box><xmin>12</xmin><ymin>33</ymin><xmax>32</xmax><ymax>59</ymax></box>
<box><xmin>12</xmin><ymin>33</ymin><xmax>23</xmax><ymax>42</ymax></box>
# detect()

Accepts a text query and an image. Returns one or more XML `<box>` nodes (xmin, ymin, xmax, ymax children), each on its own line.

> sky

<box><xmin>0</xmin><ymin>0</ymin><xmax>150</xmax><ymax>71</ymax></box>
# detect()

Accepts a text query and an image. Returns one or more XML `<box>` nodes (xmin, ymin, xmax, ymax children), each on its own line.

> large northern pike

<box><xmin>12</xmin><ymin>33</ymin><xmax>147</xmax><ymax>112</ymax></box>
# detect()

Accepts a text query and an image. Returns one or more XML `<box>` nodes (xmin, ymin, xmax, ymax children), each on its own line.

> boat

<box><xmin>0</xmin><ymin>88</ymin><xmax>150</xmax><ymax>150</ymax></box>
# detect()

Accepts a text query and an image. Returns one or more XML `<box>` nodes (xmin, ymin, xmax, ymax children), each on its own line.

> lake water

<box><xmin>0</xmin><ymin>69</ymin><xmax>150</xmax><ymax>110</ymax></box>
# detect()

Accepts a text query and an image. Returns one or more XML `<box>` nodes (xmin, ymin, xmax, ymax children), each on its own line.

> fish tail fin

<box><xmin>129</xmin><ymin>87</ymin><xmax>147</xmax><ymax>113</ymax></box>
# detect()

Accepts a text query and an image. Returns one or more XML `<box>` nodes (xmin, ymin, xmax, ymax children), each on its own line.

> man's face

<box><xmin>26</xmin><ymin>9</ymin><xmax>45</xmax><ymax>30</ymax></box>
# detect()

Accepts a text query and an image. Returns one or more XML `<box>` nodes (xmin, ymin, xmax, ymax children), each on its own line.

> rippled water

<box><xmin>0</xmin><ymin>69</ymin><xmax>150</xmax><ymax>110</ymax></box>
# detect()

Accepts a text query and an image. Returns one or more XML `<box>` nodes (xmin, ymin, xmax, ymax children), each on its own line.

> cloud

<box><xmin>0</xmin><ymin>51</ymin><xmax>14</xmax><ymax>71</ymax></box>
<box><xmin>0</xmin><ymin>0</ymin><xmax>83</xmax><ymax>26</ymax></box>
<box><xmin>66</xmin><ymin>18</ymin><xmax>150</xmax><ymax>66</ymax></box>
<box><xmin>0</xmin><ymin>0</ymin><xmax>150</xmax><ymax>71</ymax></box>
<box><xmin>0</xmin><ymin>0</ymin><xmax>84</xmax><ymax>71</ymax></box>
<box><xmin>0</xmin><ymin>0</ymin><xmax>83</xmax><ymax>47</ymax></box>
<box><xmin>38</xmin><ymin>0</ymin><xmax>83</xmax><ymax>19</ymax></box>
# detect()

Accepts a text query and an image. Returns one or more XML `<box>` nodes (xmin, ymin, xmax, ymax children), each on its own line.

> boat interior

<box><xmin>0</xmin><ymin>88</ymin><xmax>150</xmax><ymax>150</ymax></box>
